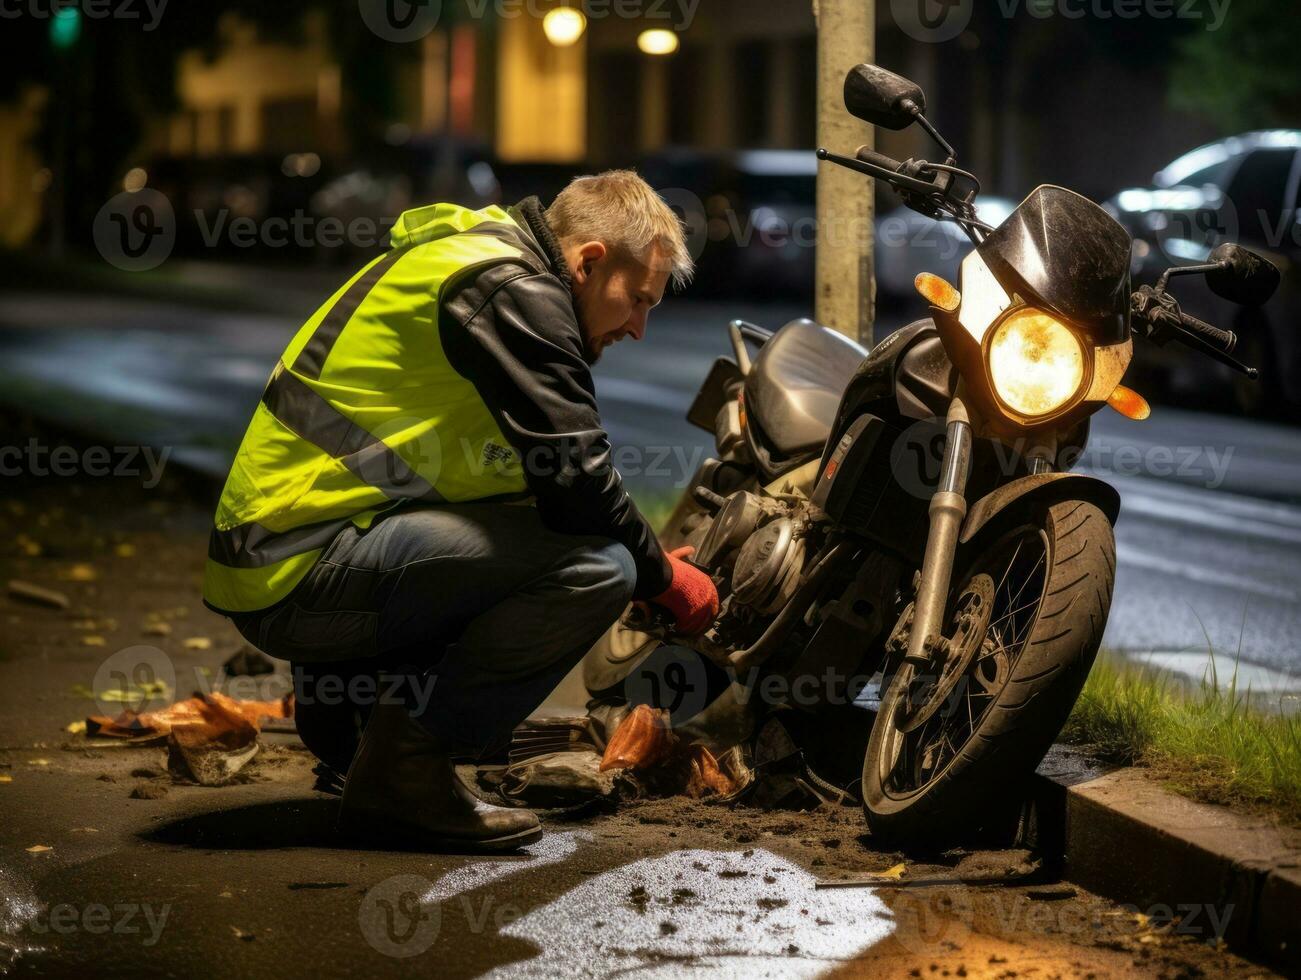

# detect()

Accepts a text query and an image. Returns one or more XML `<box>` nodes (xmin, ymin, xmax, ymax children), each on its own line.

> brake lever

<box><xmin>1131</xmin><ymin>285</ymin><xmax>1258</xmax><ymax>378</ymax></box>
<box><xmin>1169</xmin><ymin>325</ymin><xmax>1259</xmax><ymax>378</ymax></box>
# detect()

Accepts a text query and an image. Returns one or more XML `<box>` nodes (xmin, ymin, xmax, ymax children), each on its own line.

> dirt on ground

<box><xmin>0</xmin><ymin>415</ymin><xmax>1280</xmax><ymax>978</ymax></box>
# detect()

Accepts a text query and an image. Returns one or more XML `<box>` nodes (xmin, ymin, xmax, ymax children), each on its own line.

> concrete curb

<box><xmin>1028</xmin><ymin>745</ymin><xmax>1301</xmax><ymax>972</ymax></box>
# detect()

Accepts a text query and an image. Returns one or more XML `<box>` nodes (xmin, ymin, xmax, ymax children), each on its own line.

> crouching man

<box><xmin>202</xmin><ymin>172</ymin><xmax>719</xmax><ymax>851</ymax></box>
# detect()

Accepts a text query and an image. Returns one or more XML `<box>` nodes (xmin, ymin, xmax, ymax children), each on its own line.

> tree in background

<box><xmin>1170</xmin><ymin>0</ymin><xmax>1301</xmax><ymax>131</ymax></box>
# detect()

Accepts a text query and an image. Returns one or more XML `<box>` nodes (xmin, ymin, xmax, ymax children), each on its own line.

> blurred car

<box><xmin>1105</xmin><ymin>131</ymin><xmax>1301</xmax><ymax>416</ymax></box>
<box><xmin>638</xmin><ymin>148</ymin><xmax>817</xmax><ymax>299</ymax></box>
<box><xmin>874</xmin><ymin>195</ymin><xmax>1017</xmax><ymax>310</ymax></box>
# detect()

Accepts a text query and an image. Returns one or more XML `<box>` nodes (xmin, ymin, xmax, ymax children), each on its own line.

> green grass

<box><xmin>630</xmin><ymin>490</ymin><xmax>679</xmax><ymax>536</ymax></box>
<box><xmin>1063</xmin><ymin>651</ymin><xmax>1301</xmax><ymax>824</ymax></box>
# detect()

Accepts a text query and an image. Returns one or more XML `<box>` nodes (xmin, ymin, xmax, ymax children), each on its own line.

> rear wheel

<box><xmin>861</xmin><ymin>498</ymin><xmax>1115</xmax><ymax>846</ymax></box>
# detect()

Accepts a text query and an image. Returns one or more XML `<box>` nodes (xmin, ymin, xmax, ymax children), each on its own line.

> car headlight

<box><xmin>986</xmin><ymin>308</ymin><xmax>1086</xmax><ymax>418</ymax></box>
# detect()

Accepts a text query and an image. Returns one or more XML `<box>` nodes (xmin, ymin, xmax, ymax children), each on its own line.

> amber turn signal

<box><xmin>914</xmin><ymin>272</ymin><xmax>961</xmax><ymax>312</ymax></box>
<box><xmin>1107</xmin><ymin>384</ymin><xmax>1151</xmax><ymax>420</ymax></box>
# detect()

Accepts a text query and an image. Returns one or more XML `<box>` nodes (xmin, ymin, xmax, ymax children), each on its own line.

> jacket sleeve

<box><xmin>438</xmin><ymin>260</ymin><xmax>673</xmax><ymax>599</ymax></box>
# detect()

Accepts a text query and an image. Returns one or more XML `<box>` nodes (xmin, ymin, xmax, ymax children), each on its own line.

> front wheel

<box><xmin>862</xmin><ymin>498</ymin><xmax>1115</xmax><ymax>846</ymax></box>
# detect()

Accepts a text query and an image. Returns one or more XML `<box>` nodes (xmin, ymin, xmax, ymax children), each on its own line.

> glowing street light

<box><xmin>637</xmin><ymin>29</ymin><xmax>679</xmax><ymax>55</ymax></box>
<box><xmin>543</xmin><ymin>7</ymin><xmax>587</xmax><ymax>47</ymax></box>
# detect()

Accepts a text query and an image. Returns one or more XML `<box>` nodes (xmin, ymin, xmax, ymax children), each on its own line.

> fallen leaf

<box><xmin>65</xmin><ymin>720</ymin><xmax>87</xmax><ymax>735</ymax></box>
<box><xmin>115</xmin><ymin>543</ymin><xmax>137</xmax><ymax>558</ymax></box>
<box><xmin>0</xmin><ymin>775</ymin><xmax>12</xmax><ymax>783</ymax></box>
<box><xmin>143</xmin><ymin>622</ymin><xmax>172</xmax><ymax>637</ymax></box>
<box><xmin>26</xmin><ymin>845</ymin><xmax>52</xmax><ymax>853</ymax></box>
<box><xmin>871</xmin><ymin>863</ymin><xmax>907</xmax><ymax>881</ymax></box>
<box><xmin>70</xmin><ymin>827</ymin><xmax>98</xmax><ymax>833</ymax></box>
<box><xmin>27</xmin><ymin>759</ymin><xmax>50</xmax><ymax>766</ymax></box>
<box><xmin>70</xmin><ymin>683</ymin><xmax>96</xmax><ymax>699</ymax></box>
<box><xmin>184</xmin><ymin>637</ymin><xmax>212</xmax><ymax>651</ymax></box>
<box><xmin>81</xmin><ymin>635</ymin><xmax>107</xmax><ymax>647</ymax></box>
<box><xmin>61</xmin><ymin>564</ymin><xmax>98</xmax><ymax>583</ymax></box>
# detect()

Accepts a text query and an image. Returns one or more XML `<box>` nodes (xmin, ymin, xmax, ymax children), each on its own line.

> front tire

<box><xmin>862</xmin><ymin>498</ymin><xmax>1115</xmax><ymax>846</ymax></box>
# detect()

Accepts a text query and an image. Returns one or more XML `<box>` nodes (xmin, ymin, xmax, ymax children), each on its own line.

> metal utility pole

<box><xmin>813</xmin><ymin>0</ymin><xmax>875</xmax><ymax>345</ymax></box>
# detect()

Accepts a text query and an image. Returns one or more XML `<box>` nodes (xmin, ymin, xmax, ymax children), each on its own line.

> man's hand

<box><xmin>649</xmin><ymin>546</ymin><xmax>719</xmax><ymax>636</ymax></box>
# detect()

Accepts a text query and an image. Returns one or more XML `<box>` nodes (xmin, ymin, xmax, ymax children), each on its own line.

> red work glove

<box><xmin>650</xmin><ymin>546</ymin><xmax>719</xmax><ymax>637</ymax></box>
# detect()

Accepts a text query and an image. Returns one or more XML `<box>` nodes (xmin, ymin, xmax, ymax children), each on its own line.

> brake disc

<box><xmin>896</xmin><ymin>573</ymin><xmax>995</xmax><ymax>735</ymax></box>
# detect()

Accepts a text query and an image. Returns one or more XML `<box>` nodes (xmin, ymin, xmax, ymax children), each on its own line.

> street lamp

<box><xmin>637</xmin><ymin>29</ymin><xmax>679</xmax><ymax>55</ymax></box>
<box><xmin>543</xmin><ymin>6</ymin><xmax>587</xmax><ymax>47</ymax></box>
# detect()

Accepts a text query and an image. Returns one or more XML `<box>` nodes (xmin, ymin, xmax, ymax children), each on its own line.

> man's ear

<box><xmin>569</xmin><ymin>241</ymin><xmax>607</xmax><ymax>286</ymax></box>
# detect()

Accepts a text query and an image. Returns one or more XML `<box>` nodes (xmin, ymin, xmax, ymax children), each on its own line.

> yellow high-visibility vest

<box><xmin>203</xmin><ymin>203</ymin><xmax>542</xmax><ymax>614</ymax></box>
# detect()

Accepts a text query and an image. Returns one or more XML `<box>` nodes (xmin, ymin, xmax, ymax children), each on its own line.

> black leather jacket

<box><xmin>437</xmin><ymin>197</ymin><xmax>672</xmax><ymax>599</ymax></box>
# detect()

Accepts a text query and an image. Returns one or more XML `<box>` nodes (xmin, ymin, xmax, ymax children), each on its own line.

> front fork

<box><xmin>905</xmin><ymin>398</ymin><xmax>1058</xmax><ymax>667</ymax></box>
<box><xmin>905</xmin><ymin>396</ymin><xmax>973</xmax><ymax>667</ymax></box>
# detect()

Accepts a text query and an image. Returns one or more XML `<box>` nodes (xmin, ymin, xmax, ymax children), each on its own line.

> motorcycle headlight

<box><xmin>986</xmin><ymin>308</ymin><xmax>1086</xmax><ymax>419</ymax></box>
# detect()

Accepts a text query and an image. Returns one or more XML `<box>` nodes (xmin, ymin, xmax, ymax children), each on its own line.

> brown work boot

<box><xmin>338</xmin><ymin>696</ymin><xmax>542</xmax><ymax>852</ymax></box>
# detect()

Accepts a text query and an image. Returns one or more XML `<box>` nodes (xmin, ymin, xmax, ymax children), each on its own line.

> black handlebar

<box><xmin>1176</xmin><ymin>310</ymin><xmax>1237</xmax><ymax>354</ymax></box>
<box><xmin>855</xmin><ymin>145</ymin><xmax>904</xmax><ymax>174</ymax></box>
<box><xmin>1131</xmin><ymin>284</ymin><xmax>1256</xmax><ymax>377</ymax></box>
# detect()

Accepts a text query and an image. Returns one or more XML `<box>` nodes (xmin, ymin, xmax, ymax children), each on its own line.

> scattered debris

<box><xmin>601</xmin><ymin>705</ymin><xmax>674</xmax><ymax>772</ymax></box>
<box><xmin>0</xmin><ymin>775</ymin><xmax>12</xmax><ymax>784</ymax></box>
<box><xmin>82</xmin><ymin>691</ymin><xmax>292</xmax><ymax>785</ymax></box>
<box><xmin>500</xmin><ymin>749</ymin><xmax>619</xmax><ymax>808</ymax></box>
<box><xmin>815</xmin><ymin>863</ymin><xmax>906</xmax><ymax>889</ymax></box>
<box><xmin>183</xmin><ymin>637</ymin><xmax>213</xmax><ymax>651</ymax></box>
<box><xmin>26</xmin><ymin>845</ymin><xmax>52</xmax><ymax>853</ymax></box>
<box><xmin>26</xmin><ymin>758</ymin><xmax>50</xmax><ymax>766</ymax></box>
<box><xmin>6</xmin><ymin>579</ymin><xmax>69</xmax><ymax>610</ymax></box>
<box><xmin>81</xmin><ymin>635</ymin><xmax>107</xmax><ymax>647</ymax></box>
<box><xmin>143</xmin><ymin>622</ymin><xmax>172</xmax><ymax>637</ymax></box>
<box><xmin>130</xmin><ymin>781</ymin><xmax>168</xmax><ymax>800</ymax></box>
<box><xmin>64</xmin><ymin>720</ymin><xmax>87</xmax><ymax>735</ymax></box>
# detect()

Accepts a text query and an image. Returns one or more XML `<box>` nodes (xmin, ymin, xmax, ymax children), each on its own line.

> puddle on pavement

<box><xmin>444</xmin><ymin>846</ymin><xmax>897</xmax><ymax>978</ymax></box>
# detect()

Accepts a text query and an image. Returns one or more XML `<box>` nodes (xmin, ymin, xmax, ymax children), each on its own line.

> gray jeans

<box><xmin>231</xmin><ymin>502</ymin><xmax>636</xmax><ymax>760</ymax></box>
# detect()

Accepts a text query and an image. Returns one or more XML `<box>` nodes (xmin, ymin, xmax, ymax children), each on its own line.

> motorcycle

<box><xmin>580</xmin><ymin>64</ymin><xmax>1281</xmax><ymax>845</ymax></box>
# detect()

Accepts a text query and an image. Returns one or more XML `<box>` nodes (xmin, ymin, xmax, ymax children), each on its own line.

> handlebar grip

<box><xmin>1179</xmin><ymin>311</ymin><xmax>1237</xmax><ymax>354</ymax></box>
<box><xmin>855</xmin><ymin>144</ymin><xmax>903</xmax><ymax>174</ymax></box>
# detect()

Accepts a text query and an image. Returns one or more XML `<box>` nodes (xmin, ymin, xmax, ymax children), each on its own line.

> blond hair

<box><xmin>545</xmin><ymin>169</ymin><xmax>694</xmax><ymax>289</ymax></box>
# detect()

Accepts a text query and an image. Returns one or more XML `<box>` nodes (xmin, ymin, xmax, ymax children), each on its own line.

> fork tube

<box><xmin>906</xmin><ymin>397</ymin><xmax>973</xmax><ymax>665</ymax></box>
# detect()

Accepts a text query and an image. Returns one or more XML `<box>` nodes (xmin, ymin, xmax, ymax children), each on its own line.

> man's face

<box><xmin>564</xmin><ymin>241</ymin><xmax>670</xmax><ymax>364</ymax></box>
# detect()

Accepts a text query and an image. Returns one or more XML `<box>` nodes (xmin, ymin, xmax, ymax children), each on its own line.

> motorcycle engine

<box><xmin>695</xmin><ymin>490</ymin><xmax>808</xmax><ymax>617</ymax></box>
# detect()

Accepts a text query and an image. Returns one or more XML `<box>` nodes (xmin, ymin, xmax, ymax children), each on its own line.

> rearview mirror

<box><xmin>1207</xmin><ymin>243</ymin><xmax>1280</xmax><ymax>307</ymax></box>
<box><xmin>843</xmin><ymin>64</ymin><xmax>926</xmax><ymax>131</ymax></box>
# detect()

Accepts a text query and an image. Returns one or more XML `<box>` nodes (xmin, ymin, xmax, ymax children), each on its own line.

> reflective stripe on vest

<box><xmin>204</xmin><ymin>206</ymin><xmax>537</xmax><ymax>613</ymax></box>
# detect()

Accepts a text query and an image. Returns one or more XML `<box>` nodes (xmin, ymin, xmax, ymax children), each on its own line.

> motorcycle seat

<box><xmin>744</xmin><ymin>318</ymin><xmax>867</xmax><ymax>465</ymax></box>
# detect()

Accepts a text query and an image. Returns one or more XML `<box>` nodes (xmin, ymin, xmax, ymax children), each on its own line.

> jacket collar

<box><xmin>510</xmin><ymin>196</ymin><xmax>574</xmax><ymax>293</ymax></box>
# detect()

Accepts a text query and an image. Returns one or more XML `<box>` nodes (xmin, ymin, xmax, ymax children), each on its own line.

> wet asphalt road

<box><xmin>0</xmin><ymin>284</ymin><xmax>1297</xmax><ymax>686</ymax></box>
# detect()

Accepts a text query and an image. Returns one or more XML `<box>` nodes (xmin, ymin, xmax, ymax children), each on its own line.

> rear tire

<box><xmin>861</xmin><ymin>498</ymin><xmax>1114</xmax><ymax>846</ymax></box>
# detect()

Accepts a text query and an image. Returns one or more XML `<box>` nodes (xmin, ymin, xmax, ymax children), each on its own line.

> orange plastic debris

<box><xmin>684</xmin><ymin>744</ymin><xmax>739</xmax><ymax>799</ymax></box>
<box><xmin>86</xmin><ymin>691</ymin><xmax>293</xmax><ymax>742</ymax></box>
<box><xmin>599</xmin><ymin>704</ymin><xmax>674</xmax><ymax>772</ymax></box>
